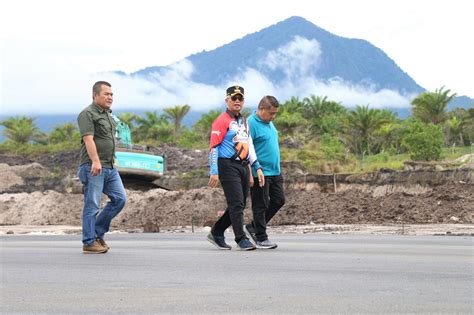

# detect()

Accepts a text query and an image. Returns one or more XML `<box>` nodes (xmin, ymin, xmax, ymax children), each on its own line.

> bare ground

<box><xmin>0</xmin><ymin>150</ymin><xmax>472</xmax><ymax>236</ymax></box>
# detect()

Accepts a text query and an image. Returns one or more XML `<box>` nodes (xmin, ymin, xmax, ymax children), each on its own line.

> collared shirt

<box><xmin>77</xmin><ymin>103</ymin><xmax>116</xmax><ymax>168</ymax></box>
<box><xmin>209</xmin><ymin>109</ymin><xmax>261</xmax><ymax>175</ymax></box>
<box><xmin>248</xmin><ymin>112</ymin><xmax>280</xmax><ymax>177</ymax></box>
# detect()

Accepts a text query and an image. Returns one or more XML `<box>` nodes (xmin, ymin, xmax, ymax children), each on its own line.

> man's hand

<box><xmin>257</xmin><ymin>169</ymin><xmax>265</xmax><ymax>187</ymax></box>
<box><xmin>83</xmin><ymin>135</ymin><xmax>102</xmax><ymax>176</ymax></box>
<box><xmin>248</xmin><ymin>165</ymin><xmax>254</xmax><ymax>187</ymax></box>
<box><xmin>91</xmin><ymin>160</ymin><xmax>102</xmax><ymax>176</ymax></box>
<box><xmin>208</xmin><ymin>174</ymin><xmax>219</xmax><ymax>188</ymax></box>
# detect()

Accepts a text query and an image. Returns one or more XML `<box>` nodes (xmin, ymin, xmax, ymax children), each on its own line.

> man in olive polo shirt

<box><xmin>77</xmin><ymin>81</ymin><xmax>127</xmax><ymax>254</ymax></box>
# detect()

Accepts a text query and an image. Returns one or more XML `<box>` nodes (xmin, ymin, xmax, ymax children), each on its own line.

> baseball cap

<box><xmin>226</xmin><ymin>85</ymin><xmax>244</xmax><ymax>97</ymax></box>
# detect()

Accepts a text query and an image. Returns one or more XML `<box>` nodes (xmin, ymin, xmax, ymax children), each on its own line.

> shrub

<box><xmin>320</xmin><ymin>133</ymin><xmax>345</xmax><ymax>162</ymax></box>
<box><xmin>402</xmin><ymin>121</ymin><xmax>444</xmax><ymax>161</ymax></box>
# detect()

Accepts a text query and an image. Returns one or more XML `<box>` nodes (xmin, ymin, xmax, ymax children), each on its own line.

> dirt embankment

<box><xmin>0</xmin><ymin>151</ymin><xmax>473</xmax><ymax>234</ymax></box>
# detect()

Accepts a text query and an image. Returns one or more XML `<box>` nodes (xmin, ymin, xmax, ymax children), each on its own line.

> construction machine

<box><xmin>112</xmin><ymin>115</ymin><xmax>166</xmax><ymax>188</ymax></box>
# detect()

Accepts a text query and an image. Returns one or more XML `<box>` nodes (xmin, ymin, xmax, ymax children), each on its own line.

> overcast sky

<box><xmin>0</xmin><ymin>0</ymin><xmax>472</xmax><ymax>115</ymax></box>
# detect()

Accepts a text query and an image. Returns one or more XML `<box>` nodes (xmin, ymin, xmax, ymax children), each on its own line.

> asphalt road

<box><xmin>1</xmin><ymin>233</ymin><xmax>473</xmax><ymax>314</ymax></box>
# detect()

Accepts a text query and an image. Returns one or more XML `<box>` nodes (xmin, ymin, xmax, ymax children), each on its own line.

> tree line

<box><xmin>1</xmin><ymin>87</ymin><xmax>473</xmax><ymax>163</ymax></box>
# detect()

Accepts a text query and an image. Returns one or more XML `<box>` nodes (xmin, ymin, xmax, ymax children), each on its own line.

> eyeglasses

<box><xmin>231</xmin><ymin>95</ymin><xmax>244</xmax><ymax>102</ymax></box>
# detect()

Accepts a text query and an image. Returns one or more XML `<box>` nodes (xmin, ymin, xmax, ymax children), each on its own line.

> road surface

<box><xmin>1</xmin><ymin>233</ymin><xmax>473</xmax><ymax>314</ymax></box>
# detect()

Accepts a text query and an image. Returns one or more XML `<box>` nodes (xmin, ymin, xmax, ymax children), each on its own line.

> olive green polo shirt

<box><xmin>77</xmin><ymin>103</ymin><xmax>116</xmax><ymax>168</ymax></box>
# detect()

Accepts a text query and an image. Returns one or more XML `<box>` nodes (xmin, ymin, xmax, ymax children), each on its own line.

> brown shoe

<box><xmin>83</xmin><ymin>240</ymin><xmax>108</xmax><ymax>254</ymax></box>
<box><xmin>97</xmin><ymin>238</ymin><xmax>110</xmax><ymax>250</ymax></box>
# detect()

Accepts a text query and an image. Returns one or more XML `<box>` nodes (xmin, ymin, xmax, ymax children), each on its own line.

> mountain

<box><xmin>132</xmin><ymin>16</ymin><xmax>472</xmax><ymax>108</ymax></box>
<box><xmin>1</xmin><ymin>17</ymin><xmax>472</xmax><ymax>141</ymax></box>
<box><xmin>449</xmin><ymin>95</ymin><xmax>474</xmax><ymax>110</ymax></box>
<box><xmin>133</xmin><ymin>16</ymin><xmax>424</xmax><ymax>95</ymax></box>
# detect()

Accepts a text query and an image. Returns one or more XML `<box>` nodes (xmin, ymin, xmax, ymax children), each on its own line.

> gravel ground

<box><xmin>1</xmin><ymin>223</ymin><xmax>472</xmax><ymax>236</ymax></box>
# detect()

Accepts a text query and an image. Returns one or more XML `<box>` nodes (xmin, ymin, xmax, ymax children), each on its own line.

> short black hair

<box><xmin>258</xmin><ymin>95</ymin><xmax>279</xmax><ymax>110</ymax></box>
<box><xmin>92</xmin><ymin>81</ymin><xmax>111</xmax><ymax>95</ymax></box>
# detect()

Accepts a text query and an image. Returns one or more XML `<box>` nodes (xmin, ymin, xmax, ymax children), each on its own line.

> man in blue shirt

<box><xmin>244</xmin><ymin>96</ymin><xmax>285</xmax><ymax>249</ymax></box>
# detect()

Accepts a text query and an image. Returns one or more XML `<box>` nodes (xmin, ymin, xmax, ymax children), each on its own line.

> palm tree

<box><xmin>445</xmin><ymin>116</ymin><xmax>463</xmax><ymax>146</ymax></box>
<box><xmin>465</xmin><ymin>108</ymin><xmax>474</xmax><ymax>144</ymax></box>
<box><xmin>163</xmin><ymin>105</ymin><xmax>191</xmax><ymax>137</ymax></box>
<box><xmin>344</xmin><ymin>105</ymin><xmax>392</xmax><ymax>154</ymax></box>
<box><xmin>49</xmin><ymin>123</ymin><xmax>80</xmax><ymax>143</ymax></box>
<box><xmin>302</xmin><ymin>95</ymin><xmax>327</xmax><ymax>119</ymax></box>
<box><xmin>445</xmin><ymin>108</ymin><xmax>474</xmax><ymax>146</ymax></box>
<box><xmin>273</xmin><ymin>96</ymin><xmax>308</xmax><ymax>137</ymax></box>
<box><xmin>135</xmin><ymin>111</ymin><xmax>171</xmax><ymax>142</ymax></box>
<box><xmin>302</xmin><ymin>95</ymin><xmax>347</xmax><ymax>135</ymax></box>
<box><xmin>411</xmin><ymin>87</ymin><xmax>456</xmax><ymax>124</ymax></box>
<box><xmin>193</xmin><ymin>110</ymin><xmax>221</xmax><ymax>140</ymax></box>
<box><xmin>273</xmin><ymin>110</ymin><xmax>305</xmax><ymax>137</ymax></box>
<box><xmin>0</xmin><ymin>116</ymin><xmax>42</xmax><ymax>144</ymax></box>
<box><xmin>281</xmin><ymin>96</ymin><xmax>304</xmax><ymax>114</ymax></box>
<box><xmin>303</xmin><ymin>95</ymin><xmax>347</xmax><ymax>117</ymax></box>
<box><xmin>376</xmin><ymin>122</ymin><xmax>399</xmax><ymax>152</ymax></box>
<box><xmin>117</xmin><ymin>112</ymin><xmax>139</xmax><ymax>127</ymax></box>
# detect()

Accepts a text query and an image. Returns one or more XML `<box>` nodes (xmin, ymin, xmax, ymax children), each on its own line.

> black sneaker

<box><xmin>256</xmin><ymin>239</ymin><xmax>278</xmax><ymax>249</ymax></box>
<box><xmin>243</xmin><ymin>224</ymin><xmax>257</xmax><ymax>244</ymax></box>
<box><xmin>207</xmin><ymin>233</ymin><xmax>231</xmax><ymax>250</ymax></box>
<box><xmin>237</xmin><ymin>238</ymin><xmax>256</xmax><ymax>251</ymax></box>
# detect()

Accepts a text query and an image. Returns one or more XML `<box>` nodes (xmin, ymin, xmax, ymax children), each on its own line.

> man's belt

<box><xmin>221</xmin><ymin>158</ymin><xmax>249</xmax><ymax>167</ymax></box>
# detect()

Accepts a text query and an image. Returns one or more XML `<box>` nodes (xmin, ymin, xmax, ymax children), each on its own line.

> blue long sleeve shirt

<box><xmin>209</xmin><ymin>110</ymin><xmax>261</xmax><ymax>175</ymax></box>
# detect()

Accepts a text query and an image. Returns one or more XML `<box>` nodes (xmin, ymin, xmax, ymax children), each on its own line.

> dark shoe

<box><xmin>256</xmin><ymin>239</ymin><xmax>278</xmax><ymax>249</ymax></box>
<box><xmin>237</xmin><ymin>238</ymin><xmax>256</xmax><ymax>251</ymax></box>
<box><xmin>83</xmin><ymin>240</ymin><xmax>108</xmax><ymax>254</ymax></box>
<box><xmin>207</xmin><ymin>233</ymin><xmax>231</xmax><ymax>250</ymax></box>
<box><xmin>243</xmin><ymin>224</ymin><xmax>257</xmax><ymax>243</ymax></box>
<box><xmin>97</xmin><ymin>238</ymin><xmax>110</xmax><ymax>250</ymax></box>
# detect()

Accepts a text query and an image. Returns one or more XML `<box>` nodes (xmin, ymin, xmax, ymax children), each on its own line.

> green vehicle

<box><xmin>112</xmin><ymin>115</ymin><xmax>165</xmax><ymax>183</ymax></box>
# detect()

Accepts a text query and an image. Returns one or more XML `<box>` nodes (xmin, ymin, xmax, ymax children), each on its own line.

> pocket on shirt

<box><xmin>94</xmin><ymin>118</ymin><xmax>111</xmax><ymax>136</ymax></box>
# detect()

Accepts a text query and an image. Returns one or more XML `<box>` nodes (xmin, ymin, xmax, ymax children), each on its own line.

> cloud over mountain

<box><xmin>2</xmin><ymin>16</ymin><xmax>470</xmax><ymax>115</ymax></box>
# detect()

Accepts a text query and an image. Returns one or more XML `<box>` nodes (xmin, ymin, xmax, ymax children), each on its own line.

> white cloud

<box><xmin>0</xmin><ymin>35</ymin><xmax>414</xmax><ymax>115</ymax></box>
<box><xmin>1</xmin><ymin>0</ymin><xmax>472</xmax><ymax>106</ymax></box>
<box><xmin>260</xmin><ymin>36</ymin><xmax>322</xmax><ymax>78</ymax></box>
<box><xmin>231</xmin><ymin>37</ymin><xmax>413</xmax><ymax>109</ymax></box>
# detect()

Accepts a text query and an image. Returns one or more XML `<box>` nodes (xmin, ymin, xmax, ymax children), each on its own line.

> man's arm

<box><xmin>83</xmin><ymin>135</ymin><xmax>102</xmax><ymax>176</ymax></box>
<box><xmin>209</xmin><ymin>116</ymin><xmax>225</xmax><ymax>188</ymax></box>
<box><xmin>248</xmin><ymin>164</ymin><xmax>254</xmax><ymax>187</ymax></box>
<box><xmin>247</xmin><ymin>133</ymin><xmax>264</xmax><ymax>187</ymax></box>
<box><xmin>208</xmin><ymin>147</ymin><xmax>219</xmax><ymax>188</ymax></box>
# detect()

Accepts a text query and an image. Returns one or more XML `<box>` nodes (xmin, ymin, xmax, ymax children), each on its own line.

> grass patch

<box><xmin>282</xmin><ymin>145</ymin><xmax>472</xmax><ymax>174</ymax></box>
<box><xmin>0</xmin><ymin>141</ymin><xmax>80</xmax><ymax>157</ymax></box>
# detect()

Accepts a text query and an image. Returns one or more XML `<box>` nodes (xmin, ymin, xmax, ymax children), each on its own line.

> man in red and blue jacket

<box><xmin>207</xmin><ymin>85</ymin><xmax>265</xmax><ymax>251</ymax></box>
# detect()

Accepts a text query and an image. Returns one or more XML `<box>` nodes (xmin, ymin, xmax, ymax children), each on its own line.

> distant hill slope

<box><xmin>449</xmin><ymin>96</ymin><xmax>474</xmax><ymax>110</ymax></box>
<box><xmin>131</xmin><ymin>16</ymin><xmax>472</xmax><ymax>107</ymax></box>
<box><xmin>134</xmin><ymin>16</ymin><xmax>424</xmax><ymax>95</ymax></box>
<box><xmin>2</xmin><ymin>18</ymin><xmax>472</xmax><ymax>141</ymax></box>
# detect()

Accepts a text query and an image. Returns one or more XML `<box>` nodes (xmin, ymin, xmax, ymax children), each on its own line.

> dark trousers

<box><xmin>250</xmin><ymin>175</ymin><xmax>285</xmax><ymax>241</ymax></box>
<box><xmin>211</xmin><ymin>158</ymin><xmax>250</xmax><ymax>243</ymax></box>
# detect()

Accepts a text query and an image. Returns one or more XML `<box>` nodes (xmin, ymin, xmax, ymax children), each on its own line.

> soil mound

<box><xmin>0</xmin><ymin>151</ymin><xmax>472</xmax><ymax>232</ymax></box>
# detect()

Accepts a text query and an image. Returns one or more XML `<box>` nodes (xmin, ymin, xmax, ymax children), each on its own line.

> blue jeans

<box><xmin>77</xmin><ymin>163</ymin><xmax>127</xmax><ymax>246</ymax></box>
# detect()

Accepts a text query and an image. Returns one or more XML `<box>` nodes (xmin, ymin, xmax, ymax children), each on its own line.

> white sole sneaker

<box><xmin>207</xmin><ymin>234</ymin><xmax>231</xmax><ymax>250</ymax></box>
<box><xmin>243</xmin><ymin>225</ymin><xmax>257</xmax><ymax>244</ymax></box>
<box><xmin>256</xmin><ymin>242</ymin><xmax>278</xmax><ymax>249</ymax></box>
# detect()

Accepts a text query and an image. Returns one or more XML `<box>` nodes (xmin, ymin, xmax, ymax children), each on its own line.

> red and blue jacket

<box><xmin>209</xmin><ymin>110</ymin><xmax>261</xmax><ymax>175</ymax></box>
